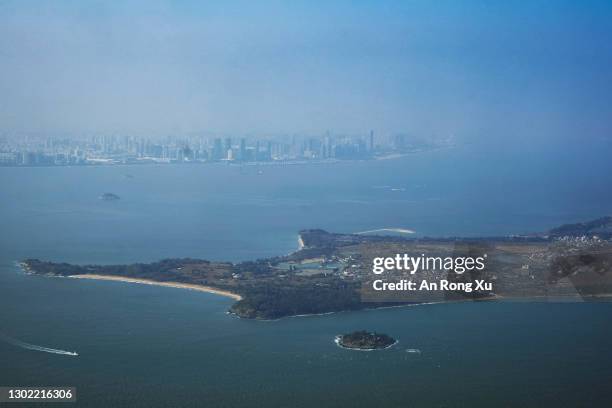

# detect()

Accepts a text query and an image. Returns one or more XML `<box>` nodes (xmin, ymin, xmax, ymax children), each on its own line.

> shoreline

<box><xmin>68</xmin><ymin>274</ymin><xmax>242</xmax><ymax>301</ymax></box>
<box><xmin>334</xmin><ymin>335</ymin><xmax>399</xmax><ymax>351</ymax></box>
<box><xmin>18</xmin><ymin>261</ymin><xmax>612</xmax><ymax>321</ymax></box>
<box><xmin>355</xmin><ymin>228</ymin><xmax>415</xmax><ymax>235</ymax></box>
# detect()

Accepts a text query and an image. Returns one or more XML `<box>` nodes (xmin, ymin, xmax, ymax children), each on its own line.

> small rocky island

<box><xmin>99</xmin><ymin>192</ymin><xmax>120</xmax><ymax>201</ymax></box>
<box><xmin>335</xmin><ymin>330</ymin><xmax>397</xmax><ymax>350</ymax></box>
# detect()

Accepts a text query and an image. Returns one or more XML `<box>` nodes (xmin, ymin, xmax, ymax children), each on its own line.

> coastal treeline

<box><xmin>230</xmin><ymin>281</ymin><xmax>363</xmax><ymax>319</ymax></box>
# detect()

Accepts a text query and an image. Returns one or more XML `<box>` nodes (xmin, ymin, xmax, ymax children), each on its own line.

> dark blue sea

<box><xmin>1</xmin><ymin>141</ymin><xmax>611</xmax><ymax>407</ymax></box>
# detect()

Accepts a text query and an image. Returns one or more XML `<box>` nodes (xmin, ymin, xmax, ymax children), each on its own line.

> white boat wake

<box><xmin>0</xmin><ymin>333</ymin><xmax>78</xmax><ymax>356</ymax></box>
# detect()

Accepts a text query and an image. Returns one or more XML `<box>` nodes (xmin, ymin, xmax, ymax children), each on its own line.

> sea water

<box><xmin>1</xmin><ymin>142</ymin><xmax>611</xmax><ymax>407</ymax></box>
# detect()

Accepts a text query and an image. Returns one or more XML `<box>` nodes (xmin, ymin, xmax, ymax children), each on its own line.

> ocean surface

<box><xmin>1</xmin><ymin>142</ymin><xmax>612</xmax><ymax>407</ymax></box>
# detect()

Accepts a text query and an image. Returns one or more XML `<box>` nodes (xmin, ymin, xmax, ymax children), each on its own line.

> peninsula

<box><xmin>21</xmin><ymin>217</ymin><xmax>612</xmax><ymax>319</ymax></box>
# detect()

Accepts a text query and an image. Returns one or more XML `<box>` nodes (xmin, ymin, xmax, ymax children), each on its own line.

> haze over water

<box><xmin>2</xmin><ymin>0</ymin><xmax>612</xmax><ymax>405</ymax></box>
<box><xmin>2</xmin><ymin>142</ymin><xmax>612</xmax><ymax>264</ymax></box>
<box><xmin>1</xmin><ymin>144</ymin><xmax>612</xmax><ymax>406</ymax></box>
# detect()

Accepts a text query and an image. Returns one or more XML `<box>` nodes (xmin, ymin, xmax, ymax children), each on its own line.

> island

<box><xmin>20</xmin><ymin>217</ymin><xmax>612</xmax><ymax>320</ymax></box>
<box><xmin>335</xmin><ymin>331</ymin><xmax>397</xmax><ymax>350</ymax></box>
<box><xmin>99</xmin><ymin>192</ymin><xmax>120</xmax><ymax>201</ymax></box>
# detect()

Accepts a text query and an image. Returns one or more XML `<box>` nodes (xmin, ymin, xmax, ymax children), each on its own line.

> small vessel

<box><xmin>99</xmin><ymin>192</ymin><xmax>120</xmax><ymax>201</ymax></box>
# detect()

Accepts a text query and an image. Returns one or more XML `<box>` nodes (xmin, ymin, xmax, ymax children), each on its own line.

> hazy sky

<box><xmin>1</xmin><ymin>0</ymin><xmax>611</xmax><ymax>141</ymax></box>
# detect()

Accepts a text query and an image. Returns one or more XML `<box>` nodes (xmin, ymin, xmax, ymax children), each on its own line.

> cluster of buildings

<box><xmin>0</xmin><ymin>131</ymin><xmax>436</xmax><ymax>166</ymax></box>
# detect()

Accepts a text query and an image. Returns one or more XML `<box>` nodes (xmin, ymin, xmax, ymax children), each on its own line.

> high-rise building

<box><xmin>393</xmin><ymin>134</ymin><xmax>406</xmax><ymax>150</ymax></box>
<box><xmin>240</xmin><ymin>138</ymin><xmax>246</xmax><ymax>161</ymax></box>
<box><xmin>224</xmin><ymin>138</ymin><xmax>232</xmax><ymax>159</ymax></box>
<box><xmin>212</xmin><ymin>138</ymin><xmax>223</xmax><ymax>160</ymax></box>
<box><xmin>325</xmin><ymin>134</ymin><xmax>333</xmax><ymax>158</ymax></box>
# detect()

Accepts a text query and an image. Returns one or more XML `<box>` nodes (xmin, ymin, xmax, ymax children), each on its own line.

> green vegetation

<box><xmin>337</xmin><ymin>331</ymin><xmax>396</xmax><ymax>350</ymax></box>
<box><xmin>21</xmin><ymin>217</ymin><xmax>612</xmax><ymax>319</ymax></box>
<box><xmin>229</xmin><ymin>282</ymin><xmax>363</xmax><ymax>319</ymax></box>
<box><xmin>549</xmin><ymin>216</ymin><xmax>612</xmax><ymax>238</ymax></box>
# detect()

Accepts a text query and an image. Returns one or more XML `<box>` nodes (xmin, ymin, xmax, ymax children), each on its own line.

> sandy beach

<box><xmin>69</xmin><ymin>274</ymin><xmax>242</xmax><ymax>300</ymax></box>
<box><xmin>297</xmin><ymin>234</ymin><xmax>305</xmax><ymax>250</ymax></box>
<box><xmin>355</xmin><ymin>228</ymin><xmax>415</xmax><ymax>235</ymax></box>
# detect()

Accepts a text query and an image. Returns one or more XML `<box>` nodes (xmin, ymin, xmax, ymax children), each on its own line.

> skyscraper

<box><xmin>224</xmin><ymin>138</ymin><xmax>232</xmax><ymax>159</ymax></box>
<box><xmin>325</xmin><ymin>134</ymin><xmax>333</xmax><ymax>159</ymax></box>
<box><xmin>240</xmin><ymin>138</ymin><xmax>246</xmax><ymax>161</ymax></box>
<box><xmin>212</xmin><ymin>138</ymin><xmax>223</xmax><ymax>160</ymax></box>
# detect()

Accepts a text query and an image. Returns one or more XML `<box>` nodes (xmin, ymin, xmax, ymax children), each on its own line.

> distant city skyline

<box><xmin>0</xmin><ymin>129</ymin><xmax>448</xmax><ymax>166</ymax></box>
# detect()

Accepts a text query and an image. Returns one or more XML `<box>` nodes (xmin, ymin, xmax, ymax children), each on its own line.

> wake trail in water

<box><xmin>0</xmin><ymin>333</ymin><xmax>78</xmax><ymax>356</ymax></box>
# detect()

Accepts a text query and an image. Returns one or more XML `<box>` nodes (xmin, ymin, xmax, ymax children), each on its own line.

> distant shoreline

<box><xmin>68</xmin><ymin>274</ymin><xmax>242</xmax><ymax>301</ymax></box>
<box><xmin>355</xmin><ymin>228</ymin><xmax>415</xmax><ymax>235</ymax></box>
